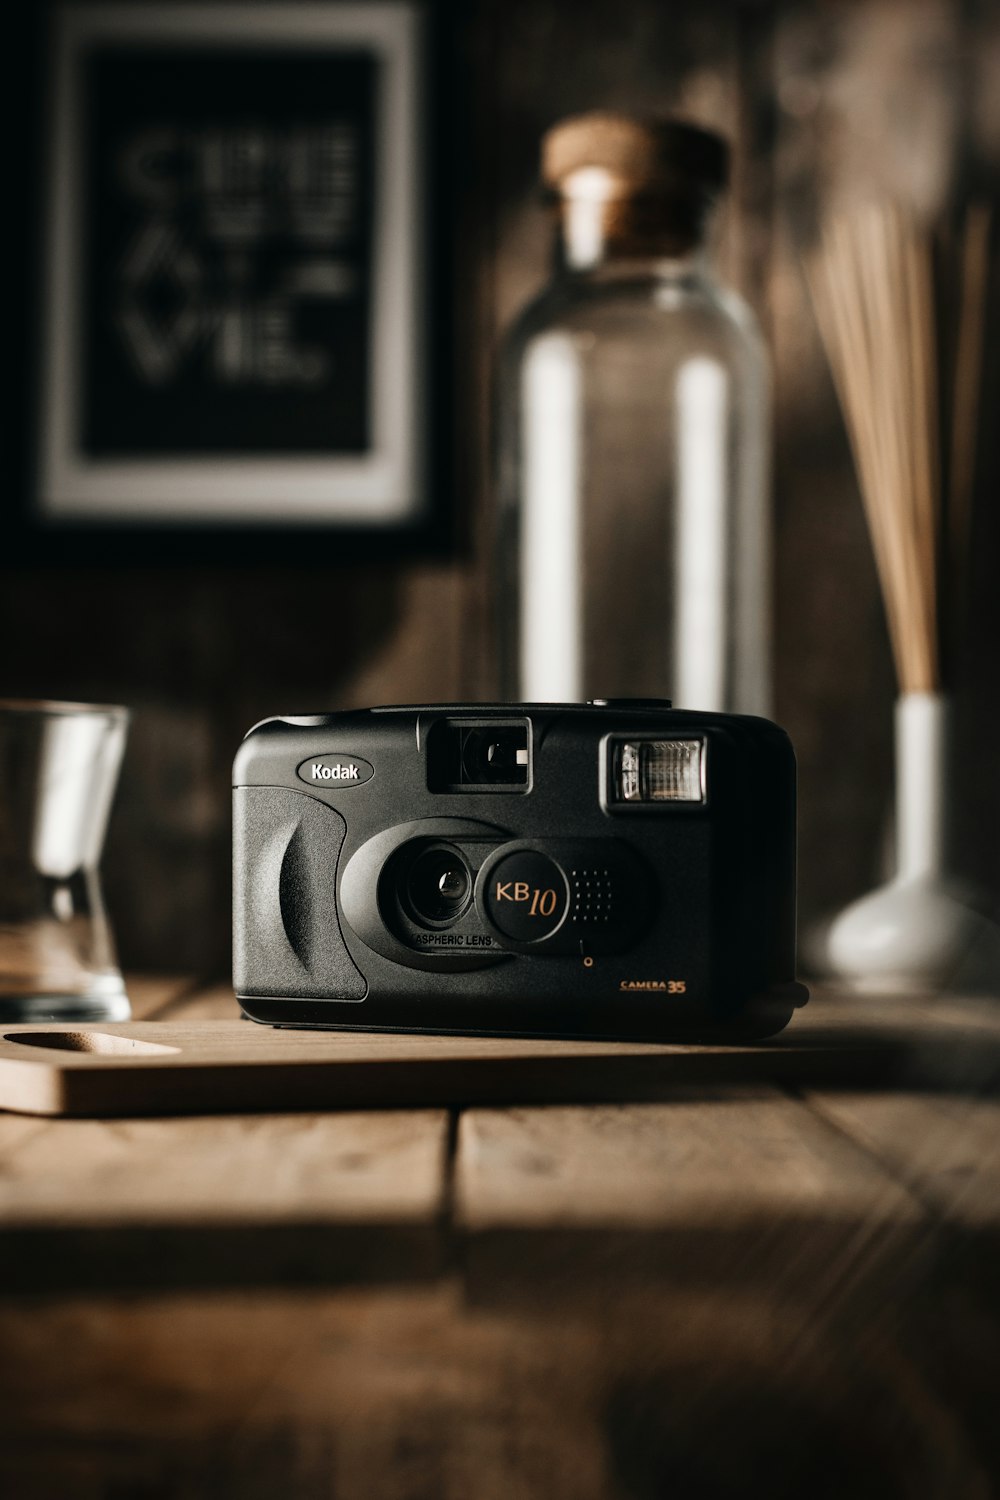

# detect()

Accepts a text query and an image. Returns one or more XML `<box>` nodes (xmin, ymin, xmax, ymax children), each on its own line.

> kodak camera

<box><xmin>233</xmin><ymin>702</ymin><xmax>807</xmax><ymax>1040</ymax></box>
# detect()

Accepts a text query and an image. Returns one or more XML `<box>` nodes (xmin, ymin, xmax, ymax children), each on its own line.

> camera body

<box><xmin>233</xmin><ymin>702</ymin><xmax>807</xmax><ymax>1040</ymax></box>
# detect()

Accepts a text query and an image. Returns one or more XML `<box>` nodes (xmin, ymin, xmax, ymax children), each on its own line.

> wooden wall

<box><xmin>3</xmin><ymin>0</ymin><xmax>1000</xmax><ymax>974</ymax></box>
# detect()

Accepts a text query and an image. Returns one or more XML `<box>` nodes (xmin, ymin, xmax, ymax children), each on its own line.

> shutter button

<box><xmin>587</xmin><ymin>698</ymin><xmax>673</xmax><ymax>709</ymax></box>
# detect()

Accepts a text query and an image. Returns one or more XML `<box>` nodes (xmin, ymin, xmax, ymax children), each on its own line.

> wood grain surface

<box><xmin>0</xmin><ymin>1110</ymin><xmax>449</xmax><ymax>1227</ymax></box>
<box><xmin>0</xmin><ymin>1008</ymin><xmax>907</xmax><ymax>1118</ymax></box>
<box><xmin>0</xmin><ymin>974</ymin><xmax>998</xmax><ymax>1498</ymax></box>
<box><xmin>806</xmin><ymin>1090</ymin><xmax>1000</xmax><ymax>1231</ymax></box>
<box><xmin>454</xmin><ymin>1091</ymin><xmax>921</xmax><ymax>1233</ymax></box>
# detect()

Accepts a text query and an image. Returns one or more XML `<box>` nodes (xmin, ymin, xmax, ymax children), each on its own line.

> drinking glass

<box><xmin>0</xmin><ymin>700</ymin><xmax>131</xmax><ymax>1021</ymax></box>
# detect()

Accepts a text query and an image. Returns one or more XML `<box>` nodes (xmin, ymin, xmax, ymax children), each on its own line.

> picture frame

<box><xmin>12</xmin><ymin>1</ymin><xmax>455</xmax><ymax>562</ymax></box>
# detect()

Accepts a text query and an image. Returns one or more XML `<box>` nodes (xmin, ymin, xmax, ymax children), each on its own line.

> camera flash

<box><xmin>617</xmin><ymin>739</ymin><xmax>705</xmax><ymax>803</ymax></box>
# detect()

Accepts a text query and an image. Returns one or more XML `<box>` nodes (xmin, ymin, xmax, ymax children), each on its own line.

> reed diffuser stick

<box><xmin>808</xmin><ymin>202</ymin><xmax>990</xmax><ymax>695</ymax></box>
<box><xmin>808</xmin><ymin>200</ymin><xmax>995</xmax><ymax>991</ymax></box>
<box><xmin>947</xmin><ymin>203</ymin><xmax>991</xmax><ymax>628</ymax></box>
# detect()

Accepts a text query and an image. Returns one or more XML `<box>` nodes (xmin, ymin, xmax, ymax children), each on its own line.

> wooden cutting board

<box><xmin>0</xmin><ymin>1017</ymin><xmax>908</xmax><ymax>1117</ymax></box>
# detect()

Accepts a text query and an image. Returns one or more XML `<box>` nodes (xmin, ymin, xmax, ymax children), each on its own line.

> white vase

<box><xmin>825</xmin><ymin>692</ymin><xmax>1000</xmax><ymax>994</ymax></box>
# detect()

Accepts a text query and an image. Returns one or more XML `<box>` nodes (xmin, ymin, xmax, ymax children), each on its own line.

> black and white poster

<box><xmin>84</xmin><ymin>48</ymin><xmax>377</xmax><ymax>455</ymax></box>
<box><xmin>39</xmin><ymin>3</ymin><xmax>425</xmax><ymax>528</ymax></box>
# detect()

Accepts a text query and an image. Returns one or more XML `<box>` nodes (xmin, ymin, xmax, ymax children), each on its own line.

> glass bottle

<box><xmin>496</xmin><ymin>113</ymin><xmax>770</xmax><ymax>714</ymax></box>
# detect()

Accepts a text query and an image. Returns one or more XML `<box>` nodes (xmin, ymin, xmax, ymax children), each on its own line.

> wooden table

<box><xmin>1</xmin><ymin>977</ymin><xmax>999</xmax><ymax>1499</ymax></box>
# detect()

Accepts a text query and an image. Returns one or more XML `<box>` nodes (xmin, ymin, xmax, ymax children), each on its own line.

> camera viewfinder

<box><xmin>427</xmin><ymin>720</ymin><xmax>531</xmax><ymax>793</ymax></box>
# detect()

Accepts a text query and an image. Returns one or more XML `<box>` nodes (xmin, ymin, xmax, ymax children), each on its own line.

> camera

<box><xmin>233</xmin><ymin>701</ymin><xmax>807</xmax><ymax>1040</ymax></box>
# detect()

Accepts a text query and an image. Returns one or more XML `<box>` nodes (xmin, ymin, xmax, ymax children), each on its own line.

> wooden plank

<box><xmin>7</xmin><ymin>989</ymin><xmax>996</xmax><ymax>1119</ymax></box>
<box><xmin>802</xmin><ymin>987</ymin><xmax>1000</xmax><ymax>1038</ymax></box>
<box><xmin>0</xmin><ymin>1015</ymin><xmax>904</xmax><ymax>1117</ymax></box>
<box><xmin>0</xmin><ymin>1287</ymin><xmax>615</xmax><ymax>1500</ymax></box>
<box><xmin>0</xmin><ymin>978</ymin><xmax>202</xmax><ymax>1169</ymax></box>
<box><xmin>454</xmin><ymin>1089</ymin><xmax>928</xmax><ymax>1298</ymax></box>
<box><xmin>0</xmin><ymin>1275</ymin><xmax>986</xmax><ymax>1500</ymax></box>
<box><xmin>804</xmin><ymin>1089</ymin><xmax>1000</xmax><ymax>1233</ymax></box>
<box><xmin>0</xmin><ymin>1110</ymin><xmax>449</xmax><ymax>1227</ymax></box>
<box><xmin>800</xmin><ymin>995</ymin><xmax>1000</xmax><ymax>1234</ymax></box>
<box><xmin>793</xmin><ymin>990</ymin><xmax>1000</xmax><ymax>1094</ymax></box>
<box><xmin>0</xmin><ymin>1108</ymin><xmax>450</xmax><ymax>1291</ymax></box>
<box><xmin>456</xmin><ymin>1091</ymin><xmax>921</xmax><ymax>1231</ymax></box>
<box><xmin>0</xmin><ymin>986</ymin><xmax>454</xmax><ymax>1283</ymax></box>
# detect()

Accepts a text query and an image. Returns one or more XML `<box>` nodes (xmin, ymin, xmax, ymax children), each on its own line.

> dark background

<box><xmin>3</xmin><ymin>0</ymin><xmax>1000</xmax><ymax>977</ymax></box>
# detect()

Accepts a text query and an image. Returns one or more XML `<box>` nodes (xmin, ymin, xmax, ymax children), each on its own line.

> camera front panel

<box><xmin>233</xmin><ymin>704</ymin><xmax>804</xmax><ymax>1040</ymax></box>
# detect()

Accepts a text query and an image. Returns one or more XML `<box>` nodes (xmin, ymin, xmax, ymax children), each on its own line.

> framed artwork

<box><xmin>18</xmin><ymin>1</ymin><xmax>453</xmax><ymax>559</ymax></box>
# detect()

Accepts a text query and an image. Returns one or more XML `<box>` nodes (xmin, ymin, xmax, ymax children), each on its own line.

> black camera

<box><xmin>233</xmin><ymin>702</ymin><xmax>807</xmax><ymax>1040</ymax></box>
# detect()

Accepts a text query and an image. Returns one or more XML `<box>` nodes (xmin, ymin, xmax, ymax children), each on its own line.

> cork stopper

<box><xmin>541</xmin><ymin>112</ymin><xmax>728</xmax><ymax>200</ymax></box>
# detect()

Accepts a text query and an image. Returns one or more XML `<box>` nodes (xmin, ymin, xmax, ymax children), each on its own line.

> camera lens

<box><xmin>404</xmin><ymin>844</ymin><xmax>473</xmax><ymax>927</ymax></box>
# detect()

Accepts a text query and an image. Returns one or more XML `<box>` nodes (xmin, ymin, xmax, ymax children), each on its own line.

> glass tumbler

<box><xmin>0</xmin><ymin>700</ymin><xmax>130</xmax><ymax>1022</ymax></box>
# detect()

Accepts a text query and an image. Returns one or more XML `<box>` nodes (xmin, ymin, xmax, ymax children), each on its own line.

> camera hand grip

<box><xmin>233</xmin><ymin>787</ymin><xmax>366</xmax><ymax>1001</ymax></box>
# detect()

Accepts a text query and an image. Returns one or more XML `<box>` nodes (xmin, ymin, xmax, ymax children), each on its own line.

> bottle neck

<box><xmin>553</xmin><ymin>188</ymin><xmax>713</xmax><ymax>276</ymax></box>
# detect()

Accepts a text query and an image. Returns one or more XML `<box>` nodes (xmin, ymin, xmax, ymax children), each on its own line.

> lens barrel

<box><xmin>403</xmin><ymin>844</ymin><xmax>473</xmax><ymax>927</ymax></box>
